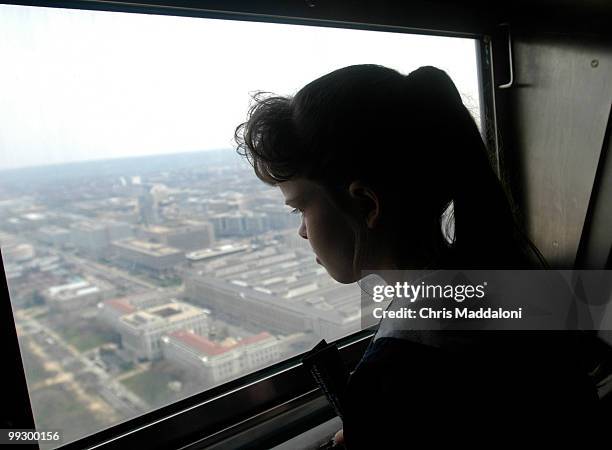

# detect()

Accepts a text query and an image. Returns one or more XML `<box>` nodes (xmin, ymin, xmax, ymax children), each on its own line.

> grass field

<box><xmin>30</xmin><ymin>383</ymin><xmax>109</xmax><ymax>449</ymax></box>
<box><xmin>21</xmin><ymin>344</ymin><xmax>53</xmax><ymax>385</ymax></box>
<box><xmin>120</xmin><ymin>361</ymin><xmax>183</xmax><ymax>407</ymax></box>
<box><xmin>60</xmin><ymin>323</ymin><xmax>121</xmax><ymax>352</ymax></box>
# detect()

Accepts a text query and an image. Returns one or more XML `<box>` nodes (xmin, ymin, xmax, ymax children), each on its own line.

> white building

<box><xmin>161</xmin><ymin>330</ymin><xmax>283</xmax><ymax>386</ymax></box>
<box><xmin>97</xmin><ymin>291</ymin><xmax>170</xmax><ymax>326</ymax></box>
<box><xmin>117</xmin><ymin>301</ymin><xmax>209</xmax><ymax>360</ymax></box>
<box><xmin>44</xmin><ymin>277</ymin><xmax>117</xmax><ymax>312</ymax></box>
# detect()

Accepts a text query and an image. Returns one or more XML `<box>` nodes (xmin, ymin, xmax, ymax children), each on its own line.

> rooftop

<box><xmin>120</xmin><ymin>301</ymin><xmax>207</xmax><ymax>328</ymax></box>
<box><xmin>185</xmin><ymin>243</ymin><xmax>362</xmax><ymax>323</ymax></box>
<box><xmin>47</xmin><ymin>277</ymin><xmax>111</xmax><ymax>302</ymax></box>
<box><xmin>113</xmin><ymin>239</ymin><xmax>182</xmax><ymax>256</ymax></box>
<box><xmin>145</xmin><ymin>225</ymin><xmax>172</xmax><ymax>234</ymax></box>
<box><xmin>167</xmin><ymin>330</ymin><xmax>272</xmax><ymax>356</ymax></box>
<box><xmin>186</xmin><ymin>243</ymin><xmax>249</xmax><ymax>261</ymax></box>
<box><xmin>102</xmin><ymin>298</ymin><xmax>136</xmax><ymax>314</ymax></box>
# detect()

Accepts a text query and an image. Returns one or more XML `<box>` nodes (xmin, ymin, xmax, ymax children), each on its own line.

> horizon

<box><xmin>0</xmin><ymin>147</ymin><xmax>236</xmax><ymax>174</ymax></box>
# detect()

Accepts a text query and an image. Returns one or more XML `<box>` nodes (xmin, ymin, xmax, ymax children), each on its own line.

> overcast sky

<box><xmin>0</xmin><ymin>4</ymin><xmax>480</xmax><ymax>170</ymax></box>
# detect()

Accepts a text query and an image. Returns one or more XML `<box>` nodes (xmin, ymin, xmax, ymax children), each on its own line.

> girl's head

<box><xmin>235</xmin><ymin>64</ymin><xmax>542</xmax><ymax>283</ymax></box>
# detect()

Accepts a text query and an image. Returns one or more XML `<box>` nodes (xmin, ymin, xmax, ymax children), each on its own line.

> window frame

<box><xmin>0</xmin><ymin>1</ymin><xmax>497</xmax><ymax>448</ymax></box>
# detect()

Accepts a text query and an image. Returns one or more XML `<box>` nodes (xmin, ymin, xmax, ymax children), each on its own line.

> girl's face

<box><xmin>279</xmin><ymin>178</ymin><xmax>358</xmax><ymax>284</ymax></box>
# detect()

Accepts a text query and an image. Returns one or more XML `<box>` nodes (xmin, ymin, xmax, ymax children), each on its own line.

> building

<box><xmin>183</xmin><ymin>244</ymin><xmax>362</xmax><ymax>342</ymax></box>
<box><xmin>99</xmin><ymin>296</ymin><xmax>136</xmax><ymax>324</ymax></box>
<box><xmin>36</xmin><ymin>226</ymin><xmax>71</xmax><ymax>247</ymax></box>
<box><xmin>185</xmin><ymin>243</ymin><xmax>250</xmax><ymax>264</ymax></box>
<box><xmin>71</xmin><ymin>221</ymin><xmax>109</xmax><ymax>256</ymax></box>
<box><xmin>117</xmin><ymin>301</ymin><xmax>209</xmax><ymax>360</ymax></box>
<box><xmin>210</xmin><ymin>211</ymin><xmax>269</xmax><ymax>237</ymax></box>
<box><xmin>44</xmin><ymin>277</ymin><xmax>117</xmax><ymax>312</ymax></box>
<box><xmin>97</xmin><ymin>290</ymin><xmax>179</xmax><ymax>326</ymax></box>
<box><xmin>138</xmin><ymin>191</ymin><xmax>160</xmax><ymax>226</ymax></box>
<box><xmin>69</xmin><ymin>220</ymin><xmax>133</xmax><ymax>257</ymax></box>
<box><xmin>161</xmin><ymin>330</ymin><xmax>283</xmax><ymax>386</ymax></box>
<box><xmin>139</xmin><ymin>221</ymin><xmax>215</xmax><ymax>251</ymax></box>
<box><xmin>112</xmin><ymin>239</ymin><xmax>184</xmax><ymax>273</ymax></box>
<box><xmin>106</xmin><ymin>221</ymin><xmax>134</xmax><ymax>241</ymax></box>
<box><xmin>253</xmin><ymin>203</ymin><xmax>301</xmax><ymax>230</ymax></box>
<box><xmin>4</xmin><ymin>255</ymin><xmax>65</xmax><ymax>306</ymax></box>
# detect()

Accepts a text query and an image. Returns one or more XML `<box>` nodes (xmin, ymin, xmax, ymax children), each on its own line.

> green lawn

<box><xmin>60</xmin><ymin>324</ymin><xmax>121</xmax><ymax>352</ymax></box>
<box><xmin>156</xmin><ymin>276</ymin><xmax>183</xmax><ymax>287</ymax></box>
<box><xmin>21</xmin><ymin>345</ymin><xmax>53</xmax><ymax>385</ymax></box>
<box><xmin>120</xmin><ymin>362</ymin><xmax>183</xmax><ymax>407</ymax></box>
<box><xmin>30</xmin><ymin>384</ymin><xmax>109</xmax><ymax>449</ymax></box>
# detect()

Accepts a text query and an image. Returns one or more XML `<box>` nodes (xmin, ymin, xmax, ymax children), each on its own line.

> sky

<box><xmin>0</xmin><ymin>4</ymin><xmax>480</xmax><ymax>170</ymax></box>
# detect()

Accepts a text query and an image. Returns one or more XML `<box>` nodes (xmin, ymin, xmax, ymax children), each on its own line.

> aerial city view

<box><xmin>0</xmin><ymin>149</ymin><xmax>363</xmax><ymax>447</ymax></box>
<box><xmin>0</xmin><ymin>5</ymin><xmax>480</xmax><ymax>446</ymax></box>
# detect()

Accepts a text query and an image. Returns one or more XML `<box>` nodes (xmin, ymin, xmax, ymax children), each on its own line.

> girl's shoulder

<box><xmin>347</xmin><ymin>336</ymin><xmax>461</xmax><ymax>391</ymax></box>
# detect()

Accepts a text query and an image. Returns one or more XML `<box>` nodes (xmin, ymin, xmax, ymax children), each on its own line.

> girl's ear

<box><xmin>348</xmin><ymin>180</ymin><xmax>380</xmax><ymax>229</ymax></box>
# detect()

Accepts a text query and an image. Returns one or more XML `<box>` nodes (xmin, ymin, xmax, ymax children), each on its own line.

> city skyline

<box><xmin>1</xmin><ymin>148</ymin><xmax>366</xmax><ymax>448</ymax></box>
<box><xmin>1</xmin><ymin>7</ymin><xmax>482</xmax><ymax>446</ymax></box>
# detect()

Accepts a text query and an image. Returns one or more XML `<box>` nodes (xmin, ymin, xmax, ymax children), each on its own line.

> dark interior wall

<box><xmin>576</xmin><ymin>108</ymin><xmax>612</xmax><ymax>270</ymax></box>
<box><xmin>494</xmin><ymin>32</ymin><xmax>612</xmax><ymax>268</ymax></box>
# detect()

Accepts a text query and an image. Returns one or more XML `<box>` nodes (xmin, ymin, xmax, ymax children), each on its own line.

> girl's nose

<box><xmin>298</xmin><ymin>220</ymin><xmax>308</xmax><ymax>239</ymax></box>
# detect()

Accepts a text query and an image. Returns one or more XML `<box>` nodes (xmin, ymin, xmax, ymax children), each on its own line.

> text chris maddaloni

<box><xmin>372</xmin><ymin>306</ymin><xmax>523</xmax><ymax>320</ymax></box>
<box><xmin>370</xmin><ymin>280</ymin><xmax>523</xmax><ymax>320</ymax></box>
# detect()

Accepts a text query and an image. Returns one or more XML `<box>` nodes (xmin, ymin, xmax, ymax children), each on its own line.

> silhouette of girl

<box><xmin>235</xmin><ymin>65</ymin><xmax>599</xmax><ymax>448</ymax></box>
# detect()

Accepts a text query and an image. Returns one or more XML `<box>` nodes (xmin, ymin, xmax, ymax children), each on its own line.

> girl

<box><xmin>235</xmin><ymin>65</ymin><xmax>600</xmax><ymax>448</ymax></box>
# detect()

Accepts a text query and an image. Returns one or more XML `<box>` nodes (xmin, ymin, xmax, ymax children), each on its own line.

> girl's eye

<box><xmin>290</xmin><ymin>208</ymin><xmax>303</xmax><ymax>216</ymax></box>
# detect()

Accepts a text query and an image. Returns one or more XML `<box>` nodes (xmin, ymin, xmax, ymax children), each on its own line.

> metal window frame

<box><xmin>60</xmin><ymin>330</ymin><xmax>373</xmax><ymax>450</ymax></box>
<box><xmin>0</xmin><ymin>2</ymin><xmax>495</xmax><ymax>449</ymax></box>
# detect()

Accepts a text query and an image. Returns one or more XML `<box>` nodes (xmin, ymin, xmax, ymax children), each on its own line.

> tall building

<box><xmin>138</xmin><ymin>191</ymin><xmax>160</xmax><ymax>226</ymax></box>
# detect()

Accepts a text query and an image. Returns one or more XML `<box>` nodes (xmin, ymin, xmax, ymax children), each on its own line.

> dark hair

<box><xmin>235</xmin><ymin>64</ymin><xmax>546</xmax><ymax>270</ymax></box>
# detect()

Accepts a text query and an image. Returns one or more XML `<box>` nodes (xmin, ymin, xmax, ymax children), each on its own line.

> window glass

<box><xmin>0</xmin><ymin>4</ymin><xmax>481</xmax><ymax>447</ymax></box>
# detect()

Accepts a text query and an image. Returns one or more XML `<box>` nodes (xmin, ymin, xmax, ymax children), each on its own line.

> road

<box><xmin>15</xmin><ymin>309</ymin><xmax>150</xmax><ymax>419</ymax></box>
<box><xmin>59</xmin><ymin>251</ymin><xmax>159</xmax><ymax>290</ymax></box>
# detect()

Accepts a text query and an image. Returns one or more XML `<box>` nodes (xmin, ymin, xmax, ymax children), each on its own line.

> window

<box><xmin>0</xmin><ymin>3</ymin><xmax>483</xmax><ymax>447</ymax></box>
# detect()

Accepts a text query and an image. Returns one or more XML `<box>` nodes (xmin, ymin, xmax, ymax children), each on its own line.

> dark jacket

<box><xmin>342</xmin><ymin>332</ymin><xmax>601</xmax><ymax>449</ymax></box>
